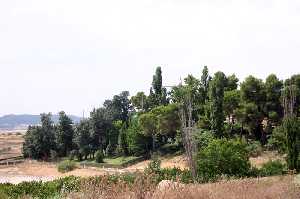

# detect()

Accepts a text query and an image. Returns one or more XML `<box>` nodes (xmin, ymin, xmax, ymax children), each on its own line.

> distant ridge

<box><xmin>0</xmin><ymin>114</ymin><xmax>81</xmax><ymax>130</ymax></box>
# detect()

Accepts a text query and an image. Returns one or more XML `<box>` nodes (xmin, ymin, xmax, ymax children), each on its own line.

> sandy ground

<box><xmin>0</xmin><ymin>155</ymin><xmax>188</xmax><ymax>184</ymax></box>
<box><xmin>0</xmin><ymin>152</ymin><xmax>285</xmax><ymax>184</ymax></box>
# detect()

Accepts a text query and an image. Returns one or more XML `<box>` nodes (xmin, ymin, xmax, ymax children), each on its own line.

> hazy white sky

<box><xmin>0</xmin><ymin>0</ymin><xmax>299</xmax><ymax>116</ymax></box>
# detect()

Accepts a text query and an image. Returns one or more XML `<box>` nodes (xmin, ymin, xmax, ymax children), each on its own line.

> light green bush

<box><xmin>196</xmin><ymin>139</ymin><xmax>251</xmax><ymax>181</ymax></box>
<box><xmin>57</xmin><ymin>160</ymin><xmax>76</xmax><ymax>173</ymax></box>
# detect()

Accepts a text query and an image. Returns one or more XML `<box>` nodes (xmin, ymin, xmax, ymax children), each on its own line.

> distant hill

<box><xmin>0</xmin><ymin>114</ymin><xmax>81</xmax><ymax>130</ymax></box>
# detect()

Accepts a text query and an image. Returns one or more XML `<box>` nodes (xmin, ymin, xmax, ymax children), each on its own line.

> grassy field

<box><xmin>0</xmin><ymin>132</ymin><xmax>24</xmax><ymax>160</ymax></box>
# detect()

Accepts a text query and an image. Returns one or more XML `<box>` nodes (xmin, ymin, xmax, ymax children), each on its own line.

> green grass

<box><xmin>78</xmin><ymin>156</ymin><xmax>144</xmax><ymax>168</ymax></box>
<box><xmin>103</xmin><ymin>156</ymin><xmax>138</xmax><ymax>165</ymax></box>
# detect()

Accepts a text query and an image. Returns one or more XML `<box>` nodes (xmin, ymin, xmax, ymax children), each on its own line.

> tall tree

<box><xmin>151</xmin><ymin>66</ymin><xmax>168</xmax><ymax>107</ymax></box>
<box><xmin>90</xmin><ymin>108</ymin><xmax>111</xmax><ymax>153</ymax></box>
<box><xmin>74</xmin><ymin>119</ymin><xmax>91</xmax><ymax>160</ymax></box>
<box><xmin>56</xmin><ymin>111</ymin><xmax>74</xmax><ymax>157</ymax></box>
<box><xmin>200</xmin><ymin>66</ymin><xmax>210</xmax><ymax>101</ymax></box>
<box><xmin>40</xmin><ymin>113</ymin><xmax>56</xmax><ymax>159</ymax></box>
<box><xmin>264</xmin><ymin>74</ymin><xmax>283</xmax><ymax>123</ymax></box>
<box><xmin>209</xmin><ymin>72</ymin><xmax>226</xmax><ymax>137</ymax></box>
<box><xmin>239</xmin><ymin>76</ymin><xmax>266</xmax><ymax>141</ymax></box>
<box><xmin>23</xmin><ymin>113</ymin><xmax>56</xmax><ymax>160</ymax></box>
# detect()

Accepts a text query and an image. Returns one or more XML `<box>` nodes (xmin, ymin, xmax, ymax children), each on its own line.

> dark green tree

<box><xmin>264</xmin><ymin>74</ymin><xmax>283</xmax><ymax>123</ymax></box>
<box><xmin>40</xmin><ymin>113</ymin><xmax>56</xmax><ymax>159</ymax></box>
<box><xmin>89</xmin><ymin>108</ymin><xmax>111</xmax><ymax>154</ymax></box>
<box><xmin>209</xmin><ymin>72</ymin><xmax>226</xmax><ymax>137</ymax></box>
<box><xmin>200</xmin><ymin>66</ymin><xmax>210</xmax><ymax>101</ymax></box>
<box><xmin>56</xmin><ymin>111</ymin><xmax>74</xmax><ymax>157</ymax></box>
<box><xmin>74</xmin><ymin>119</ymin><xmax>91</xmax><ymax>160</ymax></box>
<box><xmin>239</xmin><ymin>76</ymin><xmax>266</xmax><ymax>141</ymax></box>
<box><xmin>23</xmin><ymin>113</ymin><xmax>56</xmax><ymax>160</ymax></box>
<box><xmin>225</xmin><ymin>74</ymin><xmax>239</xmax><ymax>91</ymax></box>
<box><xmin>284</xmin><ymin>116</ymin><xmax>300</xmax><ymax>170</ymax></box>
<box><xmin>150</xmin><ymin>67</ymin><xmax>168</xmax><ymax>107</ymax></box>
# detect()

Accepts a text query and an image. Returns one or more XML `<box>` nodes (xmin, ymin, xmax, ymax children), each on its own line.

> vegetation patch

<box><xmin>57</xmin><ymin>160</ymin><xmax>76</xmax><ymax>173</ymax></box>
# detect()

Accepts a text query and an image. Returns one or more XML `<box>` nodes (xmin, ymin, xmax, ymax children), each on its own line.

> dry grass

<box><xmin>250</xmin><ymin>151</ymin><xmax>285</xmax><ymax>168</ymax></box>
<box><xmin>0</xmin><ymin>132</ymin><xmax>24</xmax><ymax>160</ymax></box>
<box><xmin>67</xmin><ymin>175</ymin><xmax>300</xmax><ymax>199</ymax></box>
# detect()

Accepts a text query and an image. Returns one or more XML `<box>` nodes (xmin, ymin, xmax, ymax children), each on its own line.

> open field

<box><xmin>0</xmin><ymin>132</ymin><xmax>287</xmax><ymax>184</ymax></box>
<box><xmin>0</xmin><ymin>132</ymin><xmax>24</xmax><ymax>160</ymax></box>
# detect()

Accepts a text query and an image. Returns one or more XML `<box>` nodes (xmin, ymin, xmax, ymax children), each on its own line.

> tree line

<box><xmin>23</xmin><ymin>66</ymin><xmax>300</xmax><ymax>170</ymax></box>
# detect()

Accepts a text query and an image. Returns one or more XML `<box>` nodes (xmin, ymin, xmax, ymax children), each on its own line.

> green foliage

<box><xmin>23</xmin><ymin>113</ymin><xmax>56</xmax><ymax>160</ymax></box>
<box><xmin>131</xmin><ymin>91</ymin><xmax>149</xmax><ymax>111</ymax></box>
<box><xmin>235</xmin><ymin>102</ymin><xmax>262</xmax><ymax>139</ymax></box>
<box><xmin>151</xmin><ymin>66</ymin><xmax>168</xmax><ymax>106</ymax></box>
<box><xmin>0</xmin><ymin>176</ymin><xmax>80</xmax><ymax>199</ymax></box>
<box><xmin>259</xmin><ymin>160</ymin><xmax>287</xmax><ymax>177</ymax></box>
<box><xmin>209</xmin><ymin>71</ymin><xmax>226</xmax><ymax>137</ymax></box>
<box><xmin>196</xmin><ymin>139</ymin><xmax>251</xmax><ymax>181</ymax></box>
<box><xmin>246</xmin><ymin>141</ymin><xmax>262</xmax><ymax>157</ymax></box>
<box><xmin>225</xmin><ymin>74</ymin><xmax>239</xmax><ymax>91</ymax></box>
<box><xmin>139</xmin><ymin>104</ymin><xmax>181</xmax><ymax>150</ymax></box>
<box><xmin>95</xmin><ymin>150</ymin><xmax>104</xmax><ymax>163</ymax></box>
<box><xmin>264</xmin><ymin>74</ymin><xmax>283</xmax><ymax>123</ymax></box>
<box><xmin>126</xmin><ymin>117</ymin><xmax>151</xmax><ymax>156</ymax></box>
<box><xmin>57</xmin><ymin>160</ymin><xmax>76</xmax><ymax>173</ymax></box>
<box><xmin>192</xmin><ymin>129</ymin><xmax>214</xmax><ymax>150</ymax></box>
<box><xmin>284</xmin><ymin>116</ymin><xmax>300</xmax><ymax>170</ymax></box>
<box><xmin>224</xmin><ymin>90</ymin><xmax>240</xmax><ymax>122</ymax></box>
<box><xmin>74</xmin><ymin>120</ymin><xmax>91</xmax><ymax>160</ymax></box>
<box><xmin>145</xmin><ymin>159</ymin><xmax>193</xmax><ymax>183</ymax></box>
<box><xmin>200</xmin><ymin>66</ymin><xmax>210</xmax><ymax>101</ymax></box>
<box><xmin>267</xmin><ymin>125</ymin><xmax>287</xmax><ymax>153</ymax></box>
<box><xmin>56</xmin><ymin>111</ymin><xmax>74</xmax><ymax>157</ymax></box>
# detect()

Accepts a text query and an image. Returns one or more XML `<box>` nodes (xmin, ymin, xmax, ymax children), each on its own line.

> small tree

<box><xmin>95</xmin><ymin>150</ymin><xmax>104</xmax><ymax>163</ymax></box>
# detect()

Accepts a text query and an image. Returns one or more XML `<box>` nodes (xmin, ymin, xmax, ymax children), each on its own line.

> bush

<box><xmin>145</xmin><ymin>158</ymin><xmax>161</xmax><ymax>174</ymax></box>
<box><xmin>0</xmin><ymin>176</ymin><xmax>80</xmax><ymax>199</ymax></box>
<box><xmin>144</xmin><ymin>159</ymin><xmax>193</xmax><ymax>183</ymax></box>
<box><xmin>246</xmin><ymin>141</ymin><xmax>262</xmax><ymax>157</ymax></box>
<box><xmin>259</xmin><ymin>160</ymin><xmax>287</xmax><ymax>177</ymax></box>
<box><xmin>196</xmin><ymin>139</ymin><xmax>251</xmax><ymax>181</ymax></box>
<box><xmin>57</xmin><ymin>160</ymin><xmax>76</xmax><ymax>173</ymax></box>
<box><xmin>267</xmin><ymin>125</ymin><xmax>287</xmax><ymax>153</ymax></box>
<box><xmin>193</xmin><ymin>129</ymin><xmax>214</xmax><ymax>150</ymax></box>
<box><xmin>95</xmin><ymin>150</ymin><xmax>104</xmax><ymax>163</ymax></box>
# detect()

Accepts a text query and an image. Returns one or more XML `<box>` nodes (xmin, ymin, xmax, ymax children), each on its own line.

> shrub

<box><xmin>259</xmin><ymin>160</ymin><xmax>287</xmax><ymax>177</ymax></box>
<box><xmin>267</xmin><ymin>125</ymin><xmax>287</xmax><ymax>153</ymax></box>
<box><xmin>95</xmin><ymin>150</ymin><xmax>104</xmax><ymax>163</ymax></box>
<box><xmin>246</xmin><ymin>141</ymin><xmax>262</xmax><ymax>157</ymax></box>
<box><xmin>193</xmin><ymin>129</ymin><xmax>214</xmax><ymax>150</ymax></box>
<box><xmin>145</xmin><ymin>158</ymin><xmax>161</xmax><ymax>174</ymax></box>
<box><xmin>0</xmin><ymin>176</ymin><xmax>80</xmax><ymax>199</ymax></box>
<box><xmin>57</xmin><ymin>160</ymin><xmax>76</xmax><ymax>173</ymax></box>
<box><xmin>144</xmin><ymin>159</ymin><xmax>193</xmax><ymax>183</ymax></box>
<box><xmin>196</xmin><ymin>139</ymin><xmax>251</xmax><ymax>181</ymax></box>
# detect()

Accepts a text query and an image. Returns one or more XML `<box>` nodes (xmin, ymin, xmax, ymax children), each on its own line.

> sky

<box><xmin>0</xmin><ymin>0</ymin><xmax>299</xmax><ymax>116</ymax></box>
